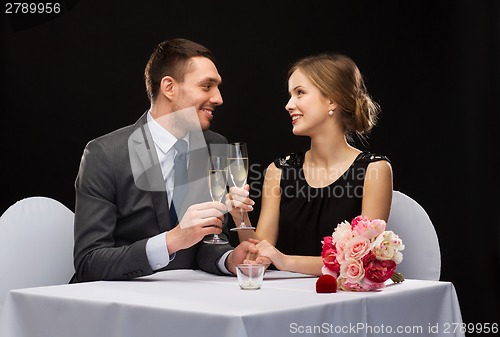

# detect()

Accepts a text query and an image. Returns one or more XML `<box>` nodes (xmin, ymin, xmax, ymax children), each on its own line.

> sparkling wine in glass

<box><xmin>204</xmin><ymin>156</ymin><xmax>229</xmax><ymax>244</ymax></box>
<box><xmin>228</xmin><ymin>142</ymin><xmax>255</xmax><ymax>231</ymax></box>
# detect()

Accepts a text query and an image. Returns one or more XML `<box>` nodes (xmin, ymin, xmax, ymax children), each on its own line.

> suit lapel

<box><xmin>129</xmin><ymin>114</ymin><xmax>170</xmax><ymax>232</ymax></box>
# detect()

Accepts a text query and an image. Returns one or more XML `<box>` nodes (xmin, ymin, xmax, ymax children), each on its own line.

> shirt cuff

<box><xmin>146</xmin><ymin>232</ymin><xmax>175</xmax><ymax>271</ymax></box>
<box><xmin>217</xmin><ymin>250</ymin><xmax>233</xmax><ymax>275</ymax></box>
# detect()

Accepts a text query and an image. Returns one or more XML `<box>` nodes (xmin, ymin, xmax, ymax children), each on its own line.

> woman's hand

<box><xmin>226</xmin><ymin>184</ymin><xmax>255</xmax><ymax>225</ymax></box>
<box><xmin>249</xmin><ymin>238</ymin><xmax>289</xmax><ymax>271</ymax></box>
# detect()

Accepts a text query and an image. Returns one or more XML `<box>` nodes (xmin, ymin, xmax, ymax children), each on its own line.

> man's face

<box><xmin>174</xmin><ymin>57</ymin><xmax>223</xmax><ymax>131</ymax></box>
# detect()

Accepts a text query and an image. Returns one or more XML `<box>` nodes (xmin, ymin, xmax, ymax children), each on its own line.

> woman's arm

<box><xmin>361</xmin><ymin>160</ymin><xmax>393</xmax><ymax>221</ymax></box>
<box><xmin>253</xmin><ymin>163</ymin><xmax>282</xmax><ymax>243</ymax></box>
<box><xmin>251</xmin><ymin>239</ymin><xmax>324</xmax><ymax>276</ymax></box>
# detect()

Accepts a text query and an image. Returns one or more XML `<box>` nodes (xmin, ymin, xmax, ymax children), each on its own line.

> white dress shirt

<box><xmin>145</xmin><ymin>111</ymin><xmax>231</xmax><ymax>273</ymax></box>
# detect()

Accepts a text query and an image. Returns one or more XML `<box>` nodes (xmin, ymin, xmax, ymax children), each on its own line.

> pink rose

<box><xmin>321</xmin><ymin>265</ymin><xmax>338</xmax><ymax>278</ymax></box>
<box><xmin>351</xmin><ymin>216</ymin><xmax>369</xmax><ymax>231</ymax></box>
<box><xmin>338</xmin><ymin>277</ymin><xmax>385</xmax><ymax>292</ymax></box>
<box><xmin>361</xmin><ymin>278</ymin><xmax>386</xmax><ymax>291</ymax></box>
<box><xmin>338</xmin><ymin>277</ymin><xmax>364</xmax><ymax>291</ymax></box>
<box><xmin>340</xmin><ymin>258</ymin><xmax>365</xmax><ymax>282</ymax></box>
<box><xmin>321</xmin><ymin>236</ymin><xmax>340</xmax><ymax>274</ymax></box>
<box><xmin>344</xmin><ymin>236</ymin><xmax>371</xmax><ymax>260</ymax></box>
<box><xmin>352</xmin><ymin>217</ymin><xmax>386</xmax><ymax>240</ymax></box>
<box><xmin>362</xmin><ymin>252</ymin><xmax>396</xmax><ymax>283</ymax></box>
<box><xmin>335</xmin><ymin>239</ymin><xmax>348</xmax><ymax>264</ymax></box>
<box><xmin>322</xmin><ymin>236</ymin><xmax>333</xmax><ymax>251</ymax></box>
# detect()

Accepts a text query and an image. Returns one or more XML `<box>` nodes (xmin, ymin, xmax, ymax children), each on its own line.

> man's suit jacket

<box><xmin>72</xmin><ymin>112</ymin><xmax>232</xmax><ymax>282</ymax></box>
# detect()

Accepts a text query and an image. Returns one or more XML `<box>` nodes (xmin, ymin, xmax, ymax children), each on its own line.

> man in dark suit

<box><xmin>72</xmin><ymin>38</ymin><xmax>257</xmax><ymax>282</ymax></box>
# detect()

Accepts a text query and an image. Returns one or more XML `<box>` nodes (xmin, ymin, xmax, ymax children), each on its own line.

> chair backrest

<box><xmin>387</xmin><ymin>191</ymin><xmax>441</xmax><ymax>281</ymax></box>
<box><xmin>0</xmin><ymin>197</ymin><xmax>75</xmax><ymax>308</ymax></box>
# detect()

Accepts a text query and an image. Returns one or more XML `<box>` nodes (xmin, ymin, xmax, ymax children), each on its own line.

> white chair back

<box><xmin>387</xmin><ymin>191</ymin><xmax>441</xmax><ymax>281</ymax></box>
<box><xmin>0</xmin><ymin>197</ymin><xmax>74</xmax><ymax>308</ymax></box>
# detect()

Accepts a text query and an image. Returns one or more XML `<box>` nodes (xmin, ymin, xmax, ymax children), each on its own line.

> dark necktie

<box><xmin>169</xmin><ymin>139</ymin><xmax>188</xmax><ymax>228</ymax></box>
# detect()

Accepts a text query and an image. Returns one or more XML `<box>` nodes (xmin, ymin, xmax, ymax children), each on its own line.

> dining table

<box><xmin>0</xmin><ymin>269</ymin><xmax>464</xmax><ymax>337</ymax></box>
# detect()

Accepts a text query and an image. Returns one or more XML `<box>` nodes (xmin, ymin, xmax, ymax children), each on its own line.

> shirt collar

<box><xmin>147</xmin><ymin>111</ymin><xmax>189</xmax><ymax>154</ymax></box>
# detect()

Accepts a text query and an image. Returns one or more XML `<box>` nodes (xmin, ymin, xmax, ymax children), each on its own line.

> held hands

<box><xmin>166</xmin><ymin>201</ymin><xmax>226</xmax><ymax>254</ymax></box>
<box><xmin>226</xmin><ymin>184</ymin><xmax>255</xmax><ymax>224</ymax></box>
<box><xmin>225</xmin><ymin>240</ymin><xmax>260</xmax><ymax>274</ymax></box>
<box><xmin>226</xmin><ymin>239</ymin><xmax>285</xmax><ymax>275</ymax></box>
<box><xmin>247</xmin><ymin>238</ymin><xmax>287</xmax><ymax>270</ymax></box>
<box><xmin>226</xmin><ymin>240</ymin><xmax>273</xmax><ymax>274</ymax></box>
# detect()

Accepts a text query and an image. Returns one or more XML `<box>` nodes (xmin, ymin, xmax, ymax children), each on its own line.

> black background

<box><xmin>1</xmin><ymin>0</ymin><xmax>499</xmax><ymax>331</ymax></box>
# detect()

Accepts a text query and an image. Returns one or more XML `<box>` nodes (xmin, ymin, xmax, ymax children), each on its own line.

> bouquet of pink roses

<box><xmin>321</xmin><ymin>215</ymin><xmax>405</xmax><ymax>291</ymax></box>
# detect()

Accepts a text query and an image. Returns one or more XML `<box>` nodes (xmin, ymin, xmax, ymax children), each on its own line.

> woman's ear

<box><xmin>328</xmin><ymin>100</ymin><xmax>338</xmax><ymax>112</ymax></box>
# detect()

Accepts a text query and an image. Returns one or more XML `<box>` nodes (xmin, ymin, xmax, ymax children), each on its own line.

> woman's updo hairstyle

<box><xmin>288</xmin><ymin>53</ymin><xmax>380</xmax><ymax>142</ymax></box>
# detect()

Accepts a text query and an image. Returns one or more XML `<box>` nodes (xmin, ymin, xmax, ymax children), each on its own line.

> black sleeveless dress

<box><xmin>273</xmin><ymin>151</ymin><xmax>390</xmax><ymax>257</ymax></box>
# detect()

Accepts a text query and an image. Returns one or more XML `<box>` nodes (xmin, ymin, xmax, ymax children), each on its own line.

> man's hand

<box><xmin>166</xmin><ymin>201</ymin><xmax>226</xmax><ymax>254</ymax></box>
<box><xmin>225</xmin><ymin>240</ymin><xmax>261</xmax><ymax>274</ymax></box>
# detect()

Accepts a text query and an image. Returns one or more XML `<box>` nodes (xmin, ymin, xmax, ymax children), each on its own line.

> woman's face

<box><xmin>285</xmin><ymin>69</ymin><xmax>332</xmax><ymax>136</ymax></box>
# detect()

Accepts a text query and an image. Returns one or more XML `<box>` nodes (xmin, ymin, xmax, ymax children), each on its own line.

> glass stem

<box><xmin>240</xmin><ymin>208</ymin><xmax>245</xmax><ymax>227</ymax></box>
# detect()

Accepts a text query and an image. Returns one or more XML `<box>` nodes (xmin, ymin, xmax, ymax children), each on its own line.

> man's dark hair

<box><xmin>144</xmin><ymin>38</ymin><xmax>216</xmax><ymax>102</ymax></box>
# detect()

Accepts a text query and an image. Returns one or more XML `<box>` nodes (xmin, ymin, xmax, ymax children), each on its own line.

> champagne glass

<box><xmin>228</xmin><ymin>142</ymin><xmax>255</xmax><ymax>230</ymax></box>
<box><xmin>204</xmin><ymin>156</ymin><xmax>229</xmax><ymax>244</ymax></box>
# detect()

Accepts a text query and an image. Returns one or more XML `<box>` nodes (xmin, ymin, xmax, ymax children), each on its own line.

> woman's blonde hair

<box><xmin>288</xmin><ymin>53</ymin><xmax>380</xmax><ymax>142</ymax></box>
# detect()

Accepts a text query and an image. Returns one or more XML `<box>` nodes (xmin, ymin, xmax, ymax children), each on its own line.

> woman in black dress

<box><xmin>229</xmin><ymin>53</ymin><xmax>393</xmax><ymax>276</ymax></box>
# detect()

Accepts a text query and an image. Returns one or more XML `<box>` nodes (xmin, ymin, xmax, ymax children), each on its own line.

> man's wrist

<box><xmin>146</xmin><ymin>232</ymin><xmax>171</xmax><ymax>271</ymax></box>
<box><xmin>165</xmin><ymin>229</ymin><xmax>179</xmax><ymax>255</ymax></box>
<box><xmin>219</xmin><ymin>250</ymin><xmax>234</xmax><ymax>275</ymax></box>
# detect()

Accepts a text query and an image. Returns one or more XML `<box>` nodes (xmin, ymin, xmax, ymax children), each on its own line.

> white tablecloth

<box><xmin>0</xmin><ymin>269</ymin><xmax>464</xmax><ymax>337</ymax></box>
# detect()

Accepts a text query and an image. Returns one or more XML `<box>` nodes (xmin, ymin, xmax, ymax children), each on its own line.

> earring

<box><xmin>328</xmin><ymin>110</ymin><xmax>334</xmax><ymax>116</ymax></box>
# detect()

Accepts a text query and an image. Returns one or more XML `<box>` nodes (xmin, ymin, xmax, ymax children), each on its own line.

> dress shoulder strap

<box><xmin>355</xmin><ymin>152</ymin><xmax>391</xmax><ymax>164</ymax></box>
<box><xmin>274</xmin><ymin>152</ymin><xmax>304</xmax><ymax>169</ymax></box>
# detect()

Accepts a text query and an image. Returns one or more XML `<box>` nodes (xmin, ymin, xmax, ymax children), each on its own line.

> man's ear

<box><xmin>160</xmin><ymin>76</ymin><xmax>175</xmax><ymax>101</ymax></box>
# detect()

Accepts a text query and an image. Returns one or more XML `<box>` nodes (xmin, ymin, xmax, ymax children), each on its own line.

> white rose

<box><xmin>332</xmin><ymin>220</ymin><xmax>352</xmax><ymax>243</ymax></box>
<box><xmin>371</xmin><ymin>231</ymin><xmax>405</xmax><ymax>264</ymax></box>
